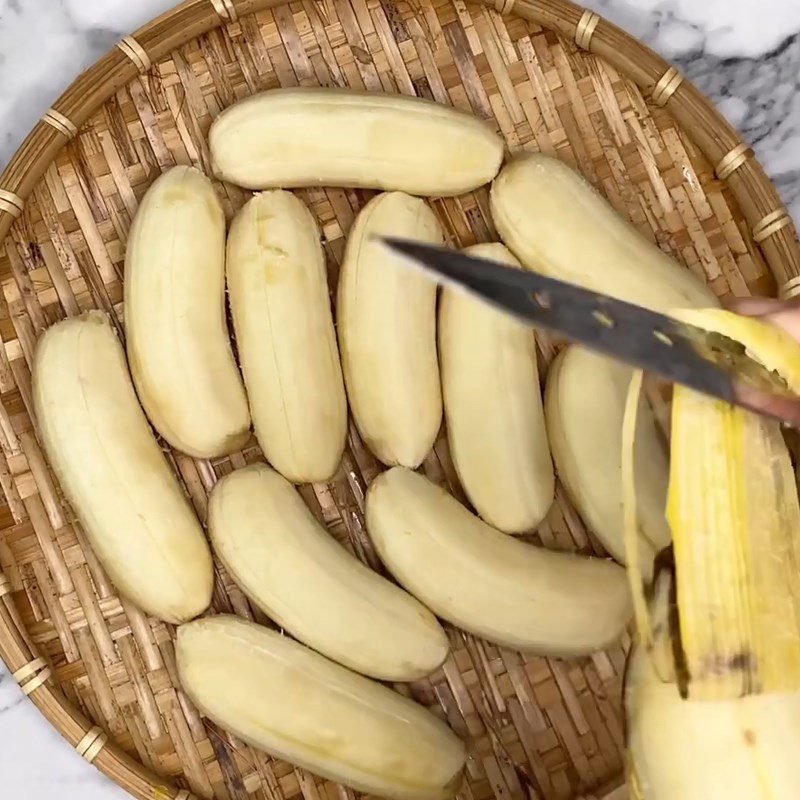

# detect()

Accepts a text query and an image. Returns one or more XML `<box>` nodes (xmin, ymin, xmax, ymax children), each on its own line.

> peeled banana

<box><xmin>209</xmin><ymin>88</ymin><xmax>504</xmax><ymax>196</ymax></box>
<box><xmin>545</xmin><ymin>346</ymin><xmax>670</xmax><ymax>574</ymax></box>
<box><xmin>33</xmin><ymin>312</ymin><xmax>213</xmax><ymax>624</ymax></box>
<box><xmin>227</xmin><ymin>191</ymin><xmax>346</xmax><ymax>483</ymax></box>
<box><xmin>366</xmin><ymin>467</ymin><xmax>631</xmax><ymax>655</ymax></box>
<box><xmin>439</xmin><ymin>243</ymin><xmax>553</xmax><ymax>533</ymax></box>
<box><xmin>208</xmin><ymin>463</ymin><xmax>449</xmax><ymax>681</ymax></box>
<box><xmin>337</xmin><ymin>192</ymin><xmax>443</xmax><ymax>467</ymax></box>
<box><xmin>626</xmin><ymin>572</ymin><xmax>800</xmax><ymax>800</ymax></box>
<box><xmin>125</xmin><ymin>166</ymin><xmax>250</xmax><ymax>458</ymax></box>
<box><xmin>627</xmin><ymin>642</ymin><xmax>800</xmax><ymax>800</ymax></box>
<box><xmin>177</xmin><ymin>616</ymin><xmax>466</xmax><ymax>800</ymax></box>
<box><xmin>490</xmin><ymin>154</ymin><xmax>718</xmax><ymax>312</ymax></box>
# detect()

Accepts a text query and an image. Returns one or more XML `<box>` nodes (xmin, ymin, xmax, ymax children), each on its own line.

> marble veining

<box><xmin>0</xmin><ymin>1</ymin><xmax>798</xmax><ymax>799</ymax></box>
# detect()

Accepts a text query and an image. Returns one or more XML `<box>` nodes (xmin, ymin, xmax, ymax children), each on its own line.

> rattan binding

<box><xmin>41</xmin><ymin>109</ymin><xmax>78</xmax><ymax>139</ymax></box>
<box><xmin>575</xmin><ymin>10</ymin><xmax>600</xmax><ymax>50</ymax></box>
<box><xmin>13</xmin><ymin>658</ymin><xmax>51</xmax><ymax>697</ymax></box>
<box><xmin>211</xmin><ymin>0</ymin><xmax>239</xmax><ymax>21</ymax></box>
<box><xmin>117</xmin><ymin>36</ymin><xmax>152</xmax><ymax>73</ymax></box>
<box><xmin>780</xmin><ymin>276</ymin><xmax>800</xmax><ymax>300</ymax></box>
<box><xmin>0</xmin><ymin>188</ymin><xmax>23</xmax><ymax>218</ymax></box>
<box><xmin>753</xmin><ymin>209</ymin><xmax>794</xmax><ymax>244</ymax></box>
<box><xmin>651</xmin><ymin>67</ymin><xmax>683</xmax><ymax>106</ymax></box>
<box><xmin>75</xmin><ymin>727</ymin><xmax>109</xmax><ymax>764</ymax></box>
<box><xmin>716</xmin><ymin>143</ymin><xmax>753</xmax><ymax>181</ymax></box>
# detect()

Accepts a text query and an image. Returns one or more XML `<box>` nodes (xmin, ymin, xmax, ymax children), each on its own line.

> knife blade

<box><xmin>380</xmin><ymin>237</ymin><xmax>800</xmax><ymax>426</ymax></box>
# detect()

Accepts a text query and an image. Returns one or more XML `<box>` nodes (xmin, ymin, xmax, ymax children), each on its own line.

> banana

<box><xmin>490</xmin><ymin>154</ymin><xmax>718</xmax><ymax>312</ymax></box>
<box><xmin>624</xmin><ymin>315</ymin><xmax>800</xmax><ymax>798</ymax></box>
<box><xmin>177</xmin><ymin>616</ymin><xmax>466</xmax><ymax>800</ymax></box>
<box><xmin>337</xmin><ymin>192</ymin><xmax>443</xmax><ymax>467</ymax></box>
<box><xmin>208</xmin><ymin>463</ymin><xmax>449</xmax><ymax>681</ymax></box>
<box><xmin>125</xmin><ymin>166</ymin><xmax>250</xmax><ymax>458</ymax></box>
<box><xmin>209</xmin><ymin>88</ymin><xmax>503</xmax><ymax>196</ymax></box>
<box><xmin>545</xmin><ymin>346</ymin><xmax>670</xmax><ymax>575</ymax></box>
<box><xmin>33</xmin><ymin>311</ymin><xmax>213</xmax><ymax>624</ymax></box>
<box><xmin>439</xmin><ymin>243</ymin><xmax>553</xmax><ymax>533</ymax></box>
<box><xmin>227</xmin><ymin>191</ymin><xmax>347</xmax><ymax>483</ymax></box>
<box><xmin>626</xmin><ymin>573</ymin><xmax>800</xmax><ymax>799</ymax></box>
<box><xmin>366</xmin><ymin>467</ymin><xmax>631</xmax><ymax>656</ymax></box>
<box><xmin>627</xmin><ymin>645</ymin><xmax>800</xmax><ymax>799</ymax></box>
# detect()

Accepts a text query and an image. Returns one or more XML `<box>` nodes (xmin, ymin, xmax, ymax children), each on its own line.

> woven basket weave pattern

<box><xmin>0</xmin><ymin>1</ymin><xmax>797</xmax><ymax>799</ymax></box>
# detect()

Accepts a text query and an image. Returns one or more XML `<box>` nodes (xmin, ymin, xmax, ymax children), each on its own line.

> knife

<box><xmin>379</xmin><ymin>237</ymin><xmax>800</xmax><ymax>427</ymax></box>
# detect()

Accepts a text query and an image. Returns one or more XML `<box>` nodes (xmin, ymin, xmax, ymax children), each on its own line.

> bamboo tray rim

<box><xmin>0</xmin><ymin>1</ymin><xmax>798</xmax><ymax>800</ymax></box>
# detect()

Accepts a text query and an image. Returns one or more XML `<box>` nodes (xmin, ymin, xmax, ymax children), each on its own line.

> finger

<box><xmin>728</xmin><ymin>297</ymin><xmax>788</xmax><ymax>317</ymax></box>
<box><xmin>760</xmin><ymin>308</ymin><xmax>800</xmax><ymax>341</ymax></box>
<box><xmin>735</xmin><ymin>381</ymin><xmax>800</xmax><ymax>428</ymax></box>
<box><xmin>726</xmin><ymin>297</ymin><xmax>800</xmax><ymax>340</ymax></box>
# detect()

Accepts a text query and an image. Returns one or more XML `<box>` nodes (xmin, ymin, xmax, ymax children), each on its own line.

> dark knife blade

<box><xmin>380</xmin><ymin>237</ymin><xmax>800</xmax><ymax>426</ymax></box>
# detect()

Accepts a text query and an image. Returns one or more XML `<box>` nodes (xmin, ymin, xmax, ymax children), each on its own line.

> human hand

<box><xmin>731</xmin><ymin>297</ymin><xmax>800</xmax><ymax>342</ymax></box>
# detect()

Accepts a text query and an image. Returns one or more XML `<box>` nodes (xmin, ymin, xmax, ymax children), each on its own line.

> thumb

<box><xmin>729</xmin><ymin>296</ymin><xmax>800</xmax><ymax>342</ymax></box>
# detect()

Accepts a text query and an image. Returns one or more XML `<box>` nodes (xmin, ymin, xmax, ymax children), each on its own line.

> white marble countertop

<box><xmin>0</xmin><ymin>1</ymin><xmax>798</xmax><ymax>798</ymax></box>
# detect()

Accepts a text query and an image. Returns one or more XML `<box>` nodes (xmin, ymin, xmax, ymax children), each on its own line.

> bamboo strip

<box><xmin>575</xmin><ymin>10</ymin><xmax>600</xmax><ymax>50</ymax></box>
<box><xmin>0</xmin><ymin>188</ymin><xmax>24</xmax><ymax>218</ymax></box>
<box><xmin>75</xmin><ymin>727</ymin><xmax>108</xmax><ymax>764</ymax></box>
<box><xmin>753</xmin><ymin>209</ymin><xmax>794</xmax><ymax>243</ymax></box>
<box><xmin>716</xmin><ymin>143</ymin><xmax>752</xmax><ymax>180</ymax></box>
<box><xmin>780</xmin><ymin>277</ymin><xmax>800</xmax><ymax>300</ymax></box>
<box><xmin>41</xmin><ymin>109</ymin><xmax>78</xmax><ymax>139</ymax></box>
<box><xmin>20</xmin><ymin>669</ymin><xmax>51</xmax><ymax>696</ymax></box>
<box><xmin>211</xmin><ymin>0</ymin><xmax>239</xmax><ymax>21</ymax></box>
<box><xmin>13</xmin><ymin>658</ymin><xmax>51</xmax><ymax>696</ymax></box>
<box><xmin>651</xmin><ymin>67</ymin><xmax>683</xmax><ymax>106</ymax></box>
<box><xmin>12</xmin><ymin>659</ymin><xmax>45</xmax><ymax>684</ymax></box>
<box><xmin>117</xmin><ymin>36</ymin><xmax>152</xmax><ymax>73</ymax></box>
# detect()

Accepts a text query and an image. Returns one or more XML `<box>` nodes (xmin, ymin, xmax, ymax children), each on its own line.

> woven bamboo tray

<box><xmin>0</xmin><ymin>0</ymin><xmax>797</xmax><ymax>798</ymax></box>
